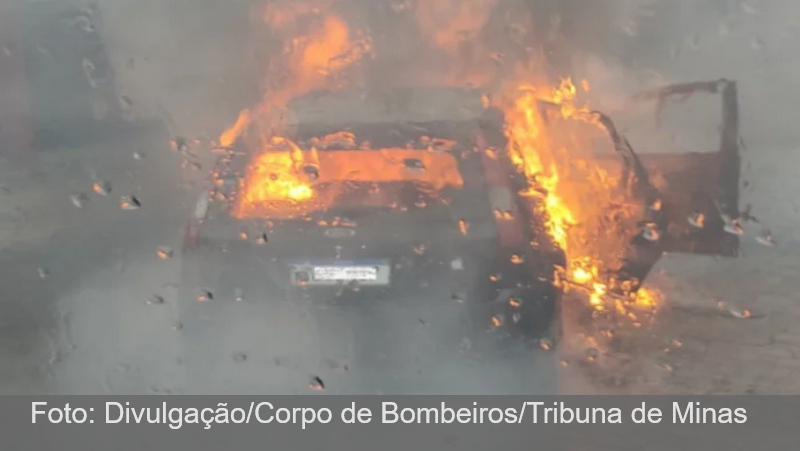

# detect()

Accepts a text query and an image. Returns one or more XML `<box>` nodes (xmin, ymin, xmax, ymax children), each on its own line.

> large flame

<box><xmin>220</xmin><ymin>0</ymin><xmax>660</xmax><ymax>319</ymax></box>
<box><xmin>500</xmin><ymin>76</ymin><xmax>659</xmax><ymax>315</ymax></box>
<box><xmin>232</xmin><ymin>136</ymin><xmax>464</xmax><ymax>220</ymax></box>
<box><xmin>219</xmin><ymin>0</ymin><xmax>371</xmax><ymax>148</ymax></box>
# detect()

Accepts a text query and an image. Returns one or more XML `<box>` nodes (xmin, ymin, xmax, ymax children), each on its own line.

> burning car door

<box><xmin>537</xmin><ymin>79</ymin><xmax>741</xmax><ymax>293</ymax></box>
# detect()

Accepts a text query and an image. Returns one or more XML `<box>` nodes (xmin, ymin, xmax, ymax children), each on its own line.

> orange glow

<box><xmin>635</xmin><ymin>287</ymin><xmax>661</xmax><ymax>310</ymax></box>
<box><xmin>503</xmin><ymin>83</ymin><xmax>579</xmax><ymax>251</ymax></box>
<box><xmin>500</xmin><ymin>76</ymin><xmax>661</xmax><ymax>316</ymax></box>
<box><xmin>220</xmin><ymin>109</ymin><xmax>252</xmax><ymax>148</ymax></box>
<box><xmin>572</xmin><ymin>268</ymin><xmax>592</xmax><ymax>285</ymax></box>
<box><xmin>233</xmin><ymin>141</ymin><xmax>463</xmax><ymax>219</ymax></box>
<box><xmin>219</xmin><ymin>1</ymin><xmax>371</xmax><ymax>148</ymax></box>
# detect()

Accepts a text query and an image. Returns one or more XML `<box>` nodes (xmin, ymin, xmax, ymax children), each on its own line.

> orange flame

<box><xmin>219</xmin><ymin>1</ymin><xmax>371</xmax><ymax>147</ymax></box>
<box><xmin>232</xmin><ymin>136</ymin><xmax>464</xmax><ymax>220</ymax></box>
<box><xmin>220</xmin><ymin>109</ymin><xmax>252</xmax><ymax>148</ymax></box>
<box><xmin>500</xmin><ymin>76</ymin><xmax>660</xmax><ymax>314</ymax></box>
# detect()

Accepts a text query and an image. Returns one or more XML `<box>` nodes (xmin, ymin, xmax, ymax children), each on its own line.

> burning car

<box><xmin>178</xmin><ymin>86</ymin><xmax>563</xmax><ymax>391</ymax></box>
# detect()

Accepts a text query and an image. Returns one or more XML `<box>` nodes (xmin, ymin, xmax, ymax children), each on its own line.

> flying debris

<box><xmin>196</xmin><ymin>289</ymin><xmax>214</xmax><ymax>302</ymax></box>
<box><xmin>171</xmin><ymin>137</ymin><xmax>189</xmax><ymax>152</ymax></box>
<box><xmin>458</xmin><ymin>219</ymin><xmax>469</xmax><ymax>235</ymax></box>
<box><xmin>256</xmin><ymin>233</ymin><xmax>268</xmax><ymax>244</ymax></box>
<box><xmin>687</xmin><ymin>212</ymin><xmax>705</xmax><ymax>228</ymax></box>
<box><xmin>120</xmin><ymin>196</ymin><xmax>141</xmax><ymax>210</ymax></box>
<box><xmin>92</xmin><ymin>181</ymin><xmax>111</xmax><ymax>196</ymax></box>
<box><xmin>309</xmin><ymin>376</ymin><xmax>325</xmax><ymax>391</ymax></box>
<box><xmin>157</xmin><ymin>246</ymin><xmax>173</xmax><ymax>259</ymax></box>
<box><xmin>490</xmin><ymin>315</ymin><xmax>504</xmax><ymax>329</ymax></box>
<box><xmin>70</xmin><ymin>193</ymin><xmax>88</xmax><ymax>208</ymax></box>
<box><xmin>147</xmin><ymin>295</ymin><xmax>165</xmax><ymax>305</ymax></box>
<box><xmin>642</xmin><ymin>223</ymin><xmax>661</xmax><ymax>242</ymax></box>
<box><xmin>451</xmin><ymin>292</ymin><xmax>465</xmax><ymax>303</ymax></box>
<box><xmin>729</xmin><ymin>308</ymin><xmax>753</xmax><ymax>319</ymax></box>
<box><xmin>723</xmin><ymin>219</ymin><xmax>744</xmax><ymax>236</ymax></box>
<box><xmin>755</xmin><ymin>229</ymin><xmax>775</xmax><ymax>247</ymax></box>
<box><xmin>650</xmin><ymin>198</ymin><xmax>662</xmax><ymax>212</ymax></box>
<box><xmin>585</xmin><ymin>348</ymin><xmax>600</xmax><ymax>362</ymax></box>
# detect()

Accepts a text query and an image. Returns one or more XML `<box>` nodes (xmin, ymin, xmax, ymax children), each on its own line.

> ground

<box><xmin>1</xmin><ymin>0</ymin><xmax>800</xmax><ymax>394</ymax></box>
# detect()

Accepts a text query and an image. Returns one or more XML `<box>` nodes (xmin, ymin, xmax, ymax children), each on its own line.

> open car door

<box><xmin>537</xmin><ymin>79</ymin><xmax>741</xmax><ymax>293</ymax></box>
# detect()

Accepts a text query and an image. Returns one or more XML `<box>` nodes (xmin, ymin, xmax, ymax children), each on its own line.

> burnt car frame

<box><xmin>177</xmin><ymin>87</ymin><xmax>564</xmax><ymax>393</ymax></box>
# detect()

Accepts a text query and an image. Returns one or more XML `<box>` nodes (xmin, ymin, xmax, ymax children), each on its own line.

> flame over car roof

<box><xmin>233</xmin><ymin>146</ymin><xmax>464</xmax><ymax>220</ymax></box>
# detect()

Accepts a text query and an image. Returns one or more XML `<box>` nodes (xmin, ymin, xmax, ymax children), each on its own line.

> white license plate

<box><xmin>312</xmin><ymin>266</ymin><xmax>379</xmax><ymax>281</ymax></box>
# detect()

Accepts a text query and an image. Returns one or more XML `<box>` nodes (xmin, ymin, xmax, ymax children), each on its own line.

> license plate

<box><xmin>289</xmin><ymin>260</ymin><xmax>391</xmax><ymax>286</ymax></box>
<box><xmin>312</xmin><ymin>266</ymin><xmax>378</xmax><ymax>281</ymax></box>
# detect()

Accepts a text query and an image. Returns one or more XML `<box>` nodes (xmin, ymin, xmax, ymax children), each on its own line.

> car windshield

<box><xmin>2</xmin><ymin>0</ymin><xmax>790</xmax><ymax>408</ymax></box>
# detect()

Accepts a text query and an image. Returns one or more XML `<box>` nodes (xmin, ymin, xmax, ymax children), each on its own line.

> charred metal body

<box><xmin>179</xmin><ymin>88</ymin><xmax>563</xmax><ymax>395</ymax></box>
